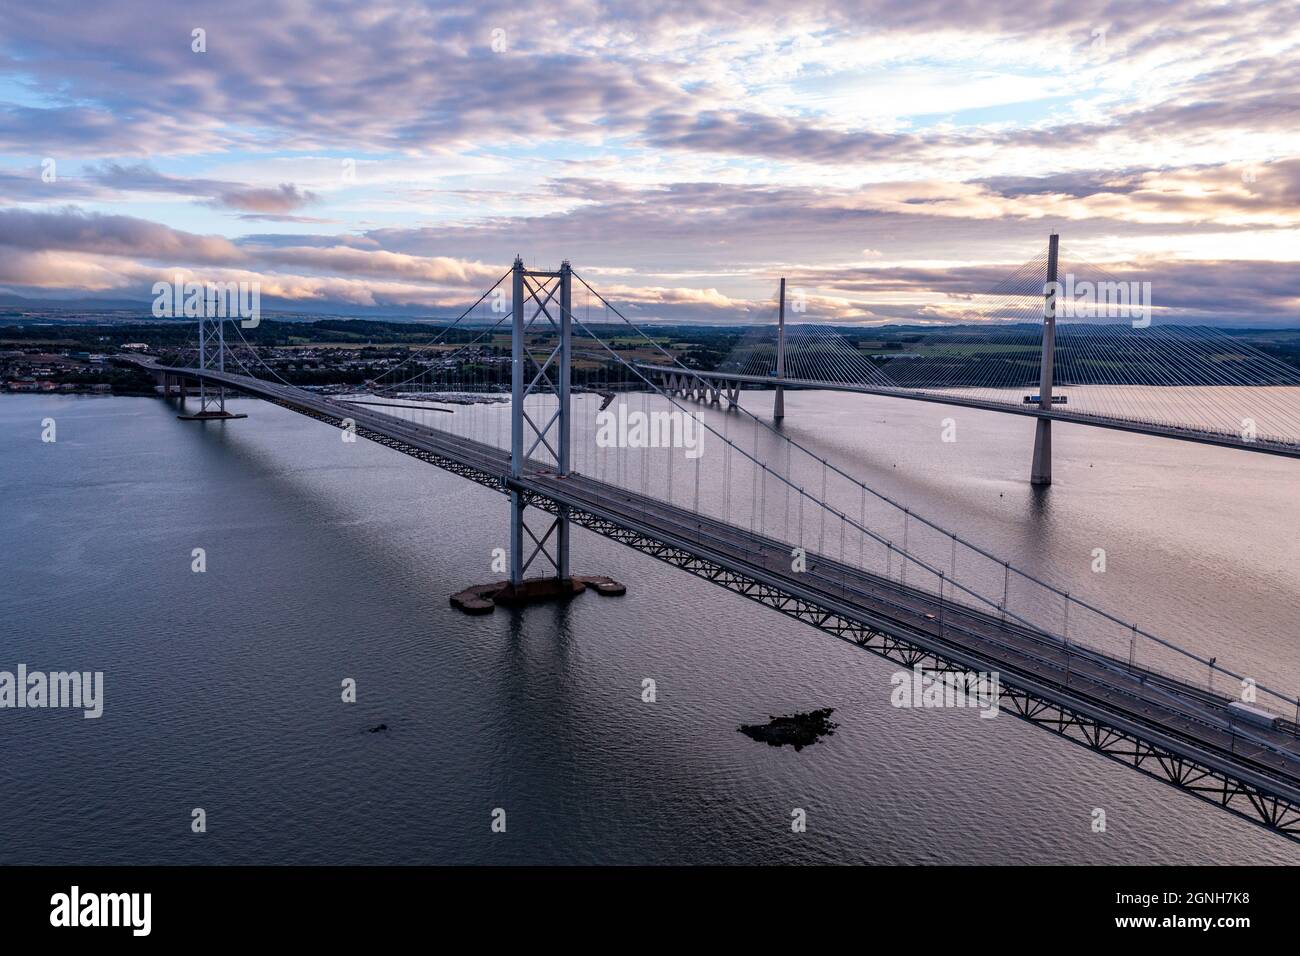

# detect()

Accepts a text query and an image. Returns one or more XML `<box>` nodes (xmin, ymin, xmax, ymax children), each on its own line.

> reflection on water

<box><xmin>0</xmin><ymin>391</ymin><xmax>1296</xmax><ymax>864</ymax></box>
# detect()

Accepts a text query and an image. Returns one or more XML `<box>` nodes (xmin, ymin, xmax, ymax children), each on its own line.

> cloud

<box><xmin>0</xmin><ymin>1</ymin><xmax>1297</xmax><ymax>324</ymax></box>
<box><xmin>643</xmin><ymin>110</ymin><xmax>924</xmax><ymax>164</ymax></box>
<box><xmin>0</xmin><ymin>166</ymin><xmax>105</xmax><ymax>202</ymax></box>
<box><xmin>211</xmin><ymin>183</ymin><xmax>319</xmax><ymax>214</ymax></box>
<box><xmin>84</xmin><ymin>162</ymin><xmax>323</xmax><ymax>217</ymax></box>
<box><xmin>0</xmin><ymin>0</ymin><xmax>1282</xmax><ymax>163</ymax></box>
<box><xmin>0</xmin><ymin>206</ymin><xmax>244</xmax><ymax>263</ymax></box>
<box><xmin>0</xmin><ymin>206</ymin><xmax>507</xmax><ymax>305</ymax></box>
<box><xmin>249</xmin><ymin>245</ymin><xmax>502</xmax><ymax>284</ymax></box>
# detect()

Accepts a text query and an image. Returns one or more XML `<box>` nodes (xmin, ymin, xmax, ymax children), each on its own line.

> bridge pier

<box><xmin>1030</xmin><ymin>234</ymin><xmax>1059</xmax><ymax>485</ymax></box>
<box><xmin>170</xmin><ymin>374</ymin><xmax>187</xmax><ymax>404</ymax></box>
<box><xmin>1031</xmin><ymin>420</ymin><xmax>1051</xmax><ymax>485</ymax></box>
<box><xmin>171</xmin><ymin>375</ymin><xmax>190</xmax><ymax>400</ymax></box>
<box><xmin>660</xmin><ymin>370</ymin><xmax>735</xmax><ymax>409</ymax></box>
<box><xmin>774</xmin><ymin>277</ymin><xmax>786</xmax><ymax>421</ymax></box>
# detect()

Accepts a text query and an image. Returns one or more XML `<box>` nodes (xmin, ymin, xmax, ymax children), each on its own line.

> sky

<box><xmin>1</xmin><ymin>0</ymin><xmax>1298</xmax><ymax>326</ymax></box>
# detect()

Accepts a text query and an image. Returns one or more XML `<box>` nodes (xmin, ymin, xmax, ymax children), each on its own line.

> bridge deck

<box><xmin>127</xmin><ymin>356</ymin><xmax>1300</xmax><ymax>837</ymax></box>
<box><xmin>637</xmin><ymin>363</ymin><xmax>1300</xmax><ymax>459</ymax></box>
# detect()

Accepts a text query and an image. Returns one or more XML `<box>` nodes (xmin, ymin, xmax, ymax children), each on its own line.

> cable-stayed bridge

<box><xmin>640</xmin><ymin>236</ymin><xmax>1300</xmax><ymax>483</ymax></box>
<box><xmin>119</xmin><ymin>251</ymin><xmax>1300</xmax><ymax>844</ymax></box>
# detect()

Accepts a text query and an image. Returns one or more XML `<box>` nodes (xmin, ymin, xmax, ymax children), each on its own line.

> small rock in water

<box><xmin>739</xmin><ymin>708</ymin><xmax>837</xmax><ymax>751</ymax></box>
<box><xmin>366</xmin><ymin>723</ymin><xmax>389</xmax><ymax>734</ymax></box>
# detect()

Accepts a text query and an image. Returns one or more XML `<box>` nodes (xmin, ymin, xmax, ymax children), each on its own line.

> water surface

<box><xmin>1</xmin><ymin>390</ymin><xmax>1297</xmax><ymax>864</ymax></box>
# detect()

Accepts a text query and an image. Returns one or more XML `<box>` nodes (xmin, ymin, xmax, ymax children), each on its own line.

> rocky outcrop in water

<box><xmin>450</xmin><ymin>575</ymin><xmax>626</xmax><ymax>614</ymax></box>
<box><xmin>739</xmin><ymin>708</ymin><xmax>837</xmax><ymax>751</ymax></box>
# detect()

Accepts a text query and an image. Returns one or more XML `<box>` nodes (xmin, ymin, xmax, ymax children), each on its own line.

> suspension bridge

<box><xmin>118</xmin><ymin>249</ymin><xmax>1300</xmax><ymax>844</ymax></box>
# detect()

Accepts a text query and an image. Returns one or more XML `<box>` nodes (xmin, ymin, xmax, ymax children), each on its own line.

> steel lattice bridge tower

<box><xmin>507</xmin><ymin>257</ymin><xmax>574</xmax><ymax>593</ymax></box>
<box><xmin>174</xmin><ymin>307</ymin><xmax>247</xmax><ymax>421</ymax></box>
<box><xmin>119</xmin><ymin>254</ymin><xmax>1300</xmax><ymax>845</ymax></box>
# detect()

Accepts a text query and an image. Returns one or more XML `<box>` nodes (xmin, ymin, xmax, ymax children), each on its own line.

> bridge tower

<box><xmin>773</xmin><ymin>277</ymin><xmax>786</xmax><ymax>421</ymax></box>
<box><xmin>1030</xmin><ymin>234</ymin><xmax>1060</xmax><ymax>485</ymax></box>
<box><xmin>507</xmin><ymin>256</ymin><xmax>573</xmax><ymax>592</ymax></box>
<box><xmin>178</xmin><ymin>311</ymin><xmax>246</xmax><ymax>420</ymax></box>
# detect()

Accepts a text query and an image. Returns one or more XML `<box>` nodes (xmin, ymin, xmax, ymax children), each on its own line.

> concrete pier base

<box><xmin>1030</xmin><ymin>418</ymin><xmax>1052</xmax><ymax>485</ymax></box>
<box><xmin>156</xmin><ymin>375</ymin><xmax>187</xmax><ymax>398</ymax></box>
<box><xmin>177</xmin><ymin>410</ymin><xmax>249</xmax><ymax>421</ymax></box>
<box><xmin>450</xmin><ymin>575</ymin><xmax>626</xmax><ymax>615</ymax></box>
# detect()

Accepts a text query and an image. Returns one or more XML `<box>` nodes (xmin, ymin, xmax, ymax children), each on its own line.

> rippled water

<box><xmin>1</xmin><ymin>390</ymin><xmax>1297</xmax><ymax>864</ymax></box>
